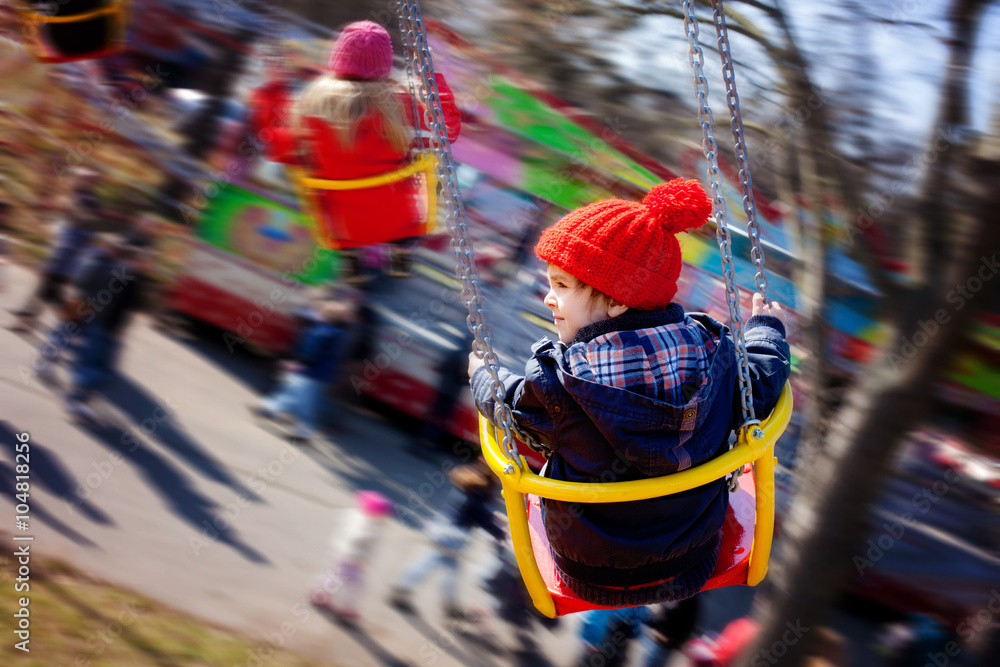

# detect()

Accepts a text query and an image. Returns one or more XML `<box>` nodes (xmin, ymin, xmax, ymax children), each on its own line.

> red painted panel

<box><xmin>167</xmin><ymin>277</ymin><xmax>297</xmax><ymax>355</ymax></box>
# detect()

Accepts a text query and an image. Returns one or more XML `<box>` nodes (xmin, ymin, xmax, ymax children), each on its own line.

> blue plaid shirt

<box><xmin>567</xmin><ymin>314</ymin><xmax>718</xmax><ymax>405</ymax></box>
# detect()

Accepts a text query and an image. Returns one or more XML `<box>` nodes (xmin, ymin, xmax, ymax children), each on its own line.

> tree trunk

<box><xmin>783</xmin><ymin>144</ymin><xmax>828</xmax><ymax>472</ymax></box>
<box><xmin>740</xmin><ymin>164</ymin><xmax>998</xmax><ymax>667</ymax></box>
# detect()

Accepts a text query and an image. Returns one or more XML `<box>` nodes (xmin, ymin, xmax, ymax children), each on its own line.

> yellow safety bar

<box><xmin>17</xmin><ymin>0</ymin><xmax>129</xmax><ymax>64</ymax></box>
<box><xmin>20</xmin><ymin>0</ymin><xmax>123</xmax><ymax>23</ymax></box>
<box><xmin>289</xmin><ymin>152</ymin><xmax>439</xmax><ymax>251</ymax></box>
<box><xmin>479</xmin><ymin>380</ymin><xmax>793</xmax><ymax>618</ymax></box>
<box><xmin>297</xmin><ymin>152</ymin><xmax>437</xmax><ymax>190</ymax></box>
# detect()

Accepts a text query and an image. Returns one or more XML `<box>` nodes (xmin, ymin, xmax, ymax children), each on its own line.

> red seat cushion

<box><xmin>526</xmin><ymin>467</ymin><xmax>757</xmax><ymax>616</ymax></box>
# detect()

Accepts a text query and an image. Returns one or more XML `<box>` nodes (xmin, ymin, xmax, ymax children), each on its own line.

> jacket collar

<box><xmin>572</xmin><ymin>303</ymin><xmax>686</xmax><ymax>345</ymax></box>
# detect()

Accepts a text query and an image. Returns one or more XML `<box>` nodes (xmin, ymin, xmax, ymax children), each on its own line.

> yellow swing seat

<box><xmin>288</xmin><ymin>151</ymin><xmax>439</xmax><ymax>251</ymax></box>
<box><xmin>479</xmin><ymin>380</ymin><xmax>793</xmax><ymax>618</ymax></box>
<box><xmin>17</xmin><ymin>0</ymin><xmax>129</xmax><ymax>64</ymax></box>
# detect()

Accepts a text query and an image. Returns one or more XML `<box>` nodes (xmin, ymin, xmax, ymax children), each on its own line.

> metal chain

<box><xmin>681</xmin><ymin>0</ymin><xmax>757</xmax><ymax>492</ymax></box>
<box><xmin>396</xmin><ymin>1</ymin><xmax>548</xmax><ymax>465</ymax></box>
<box><xmin>395</xmin><ymin>2</ymin><xmax>423</xmax><ymax>146</ymax></box>
<box><xmin>711</xmin><ymin>0</ymin><xmax>770</xmax><ymax>304</ymax></box>
<box><xmin>260</xmin><ymin>7</ymin><xmax>289</xmax><ymax>78</ymax></box>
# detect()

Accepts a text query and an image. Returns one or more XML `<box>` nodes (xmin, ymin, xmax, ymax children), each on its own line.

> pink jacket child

<box><xmin>310</xmin><ymin>490</ymin><xmax>394</xmax><ymax>621</ymax></box>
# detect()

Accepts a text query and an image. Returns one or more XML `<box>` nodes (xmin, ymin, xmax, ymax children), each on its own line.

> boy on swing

<box><xmin>469</xmin><ymin>179</ymin><xmax>790</xmax><ymax>606</ymax></box>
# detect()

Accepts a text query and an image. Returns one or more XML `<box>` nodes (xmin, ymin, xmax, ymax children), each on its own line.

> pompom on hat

<box><xmin>328</xmin><ymin>21</ymin><xmax>393</xmax><ymax>81</ymax></box>
<box><xmin>534</xmin><ymin>179</ymin><xmax>712</xmax><ymax>311</ymax></box>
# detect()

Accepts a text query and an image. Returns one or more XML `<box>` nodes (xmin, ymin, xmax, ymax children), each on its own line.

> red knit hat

<box><xmin>328</xmin><ymin>21</ymin><xmax>393</xmax><ymax>81</ymax></box>
<box><xmin>534</xmin><ymin>179</ymin><xmax>712</xmax><ymax>311</ymax></box>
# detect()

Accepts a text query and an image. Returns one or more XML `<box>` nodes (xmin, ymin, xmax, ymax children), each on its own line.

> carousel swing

<box><xmin>404</xmin><ymin>0</ymin><xmax>793</xmax><ymax>619</ymax></box>
<box><xmin>260</xmin><ymin>6</ymin><xmax>441</xmax><ymax>252</ymax></box>
<box><xmin>16</xmin><ymin>0</ymin><xmax>129</xmax><ymax>64</ymax></box>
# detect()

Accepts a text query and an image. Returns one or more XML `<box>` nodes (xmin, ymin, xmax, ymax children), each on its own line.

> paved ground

<box><xmin>0</xmin><ymin>262</ymin><xmax>887</xmax><ymax>667</ymax></box>
<box><xmin>0</xmin><ymin>262</ymin><xmax>650</xmax><ymax>667</ymax></box>
<box><xmin>0</xmin><ymin>261</ymin><xmax>574</xmax><ymax>666</ymax></box>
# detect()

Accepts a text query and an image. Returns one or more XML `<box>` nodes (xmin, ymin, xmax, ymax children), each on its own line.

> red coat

<box><xmin>249</xmin><ymin>74</ymin><xmax>461</xmax><ymax>248</ymax></box>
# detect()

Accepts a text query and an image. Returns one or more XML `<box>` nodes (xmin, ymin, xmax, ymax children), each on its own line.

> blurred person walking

<box><xmin>388</xmin><ymin>458</ymin><xmax>504</xmax><ymax>619</ymax></box>
<box><xmin>63</xmin><ymin>231</ymin><xmax>151</xmax><ymax>420</ymax></box>
<box><xmin>251</xmin><ymin>300</ymin><xmax>354</xmax><ymax>445</ymax></box>
<box><xmin>10</xmin><ymin>168</ymin><xmax>102</xmax><ymax>330</ymax></box>
<box><xmin>479</xmin><ymin>536</ymin><xmax>560</xmax><ymax>663</ymax></box>
<box><xmin>310</xmin><ymin>490</ymin><xmax>394</xmax><ymax>623</ymax></box>
<box><xmin>337</xmin><ymin>295</ymin><xmax>377</xmax><ymax>403</ymax></box>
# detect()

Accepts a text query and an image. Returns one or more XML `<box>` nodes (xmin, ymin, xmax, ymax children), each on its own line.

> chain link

<box><xmin>395</xmin><ymin>2</ymin><xmax>424</xmax><ymax>143</ymax></box>
<box><xmin>396</xmin><ymin>1</ymin><xmax>549</xmax><ymax>465</ymax></box>
<box><xmin>711</xmin><ymin>0</ymin><xmax>770</xmax><ymax>304</ymax></box>
<box><xmin>682</xmin><ymin>0</ymin><xmax>758</xmax><ymax>492</ymax></box>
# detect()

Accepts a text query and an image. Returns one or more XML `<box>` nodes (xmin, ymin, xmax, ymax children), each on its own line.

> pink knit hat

<box><xmin>328</xmin><ymin>21</ymin><xmax>393</xmax><ymax>81</ymax></box>
<box><xmin>356</xmin><ymin>490</ymin><xmax>394</xmax><ymax>517</ymax></box>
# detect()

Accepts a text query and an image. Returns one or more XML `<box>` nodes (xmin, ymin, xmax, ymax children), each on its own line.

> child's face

<box><xmin>543</xmin><ymin>264</ymin><xmax>615</xmax><ymax>344</ymax></box>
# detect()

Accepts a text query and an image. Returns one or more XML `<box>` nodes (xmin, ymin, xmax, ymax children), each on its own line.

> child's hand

<box><xmin>752</xmin><ymin>293</ymin><xmax>787</xmax><ymax>328</ymax></box>
<box><xmin>468</xmin><ymin>352</ymin><xmax>485</xmax><ymax>378</ymax></box>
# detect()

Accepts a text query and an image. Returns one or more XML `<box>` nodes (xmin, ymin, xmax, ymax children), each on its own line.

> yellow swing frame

<box><xmin>479</xmin><ymin>381</ymin><xmax>793</xmax><ymax>618</ymax></box>
<box><xmin>288</xmin><ymin>151</ymin><xmax>439</xmax><ymax>251</ymax></box>
<box><xmin>16</xmin><ymin>0</ymin><xmax>130</xmax><ymax>64</ymax></box>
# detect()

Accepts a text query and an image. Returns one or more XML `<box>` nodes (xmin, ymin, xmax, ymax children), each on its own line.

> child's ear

<box><xmin>608</xmin><ymin>300</ymin><xmax>629</xmax><ymax>318</ymax></box>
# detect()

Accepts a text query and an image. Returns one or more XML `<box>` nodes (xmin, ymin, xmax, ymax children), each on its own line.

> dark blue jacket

<box><xmin>46</xmin><ymin>188</ymin><xmax>100</xmax><ymax>278</ymax></box>
<box><xmin>73</xmin><ymin>249</ymin><xmax>143</xmax><ymax>335</ymax></box>
<box><xmin>295</xmin><ymin>322</ymin><xmax>346</xmax><ymax>383</ymax></box>
<box><xmin>472</xmin><ymin>305</ymin><xmax>789</xmax><ymax>600</ymax></box>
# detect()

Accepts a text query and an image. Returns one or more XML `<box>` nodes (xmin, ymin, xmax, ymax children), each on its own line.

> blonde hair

<box><xmin>295</xmin><ymin>75</ymin><xmax>412</xmax><ymax>154</ymax></box>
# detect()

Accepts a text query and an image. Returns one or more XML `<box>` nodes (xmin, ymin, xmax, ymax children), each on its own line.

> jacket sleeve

<box><xmin>248</xmin><ymin>81</ymin><xmax>300</xmax><ymax>164</ymax></box>
<box><xmin>732</xmin><ymin>314</ymin><xmax>791</xmax><ymax>428</ymax></box>
<box><xmin>471</xmin><ymin>358</ymin><xmax>556</xmax><ymax>447</ymax></box>
<box><xmin>404</xmin><ymin>73</ymin><xmax>461</xmax><ymax>144</ymax></box>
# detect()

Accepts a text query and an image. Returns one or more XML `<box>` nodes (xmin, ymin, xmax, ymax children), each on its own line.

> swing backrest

<box><xmin>479</xmin><ymin>381</ymin><xmax>793</xmax><ymax>618</ymax></box>
<box><xmin>17</xmin><ymin>0</ymin><xmax>129</xmax><ymax>64</ymax></box>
